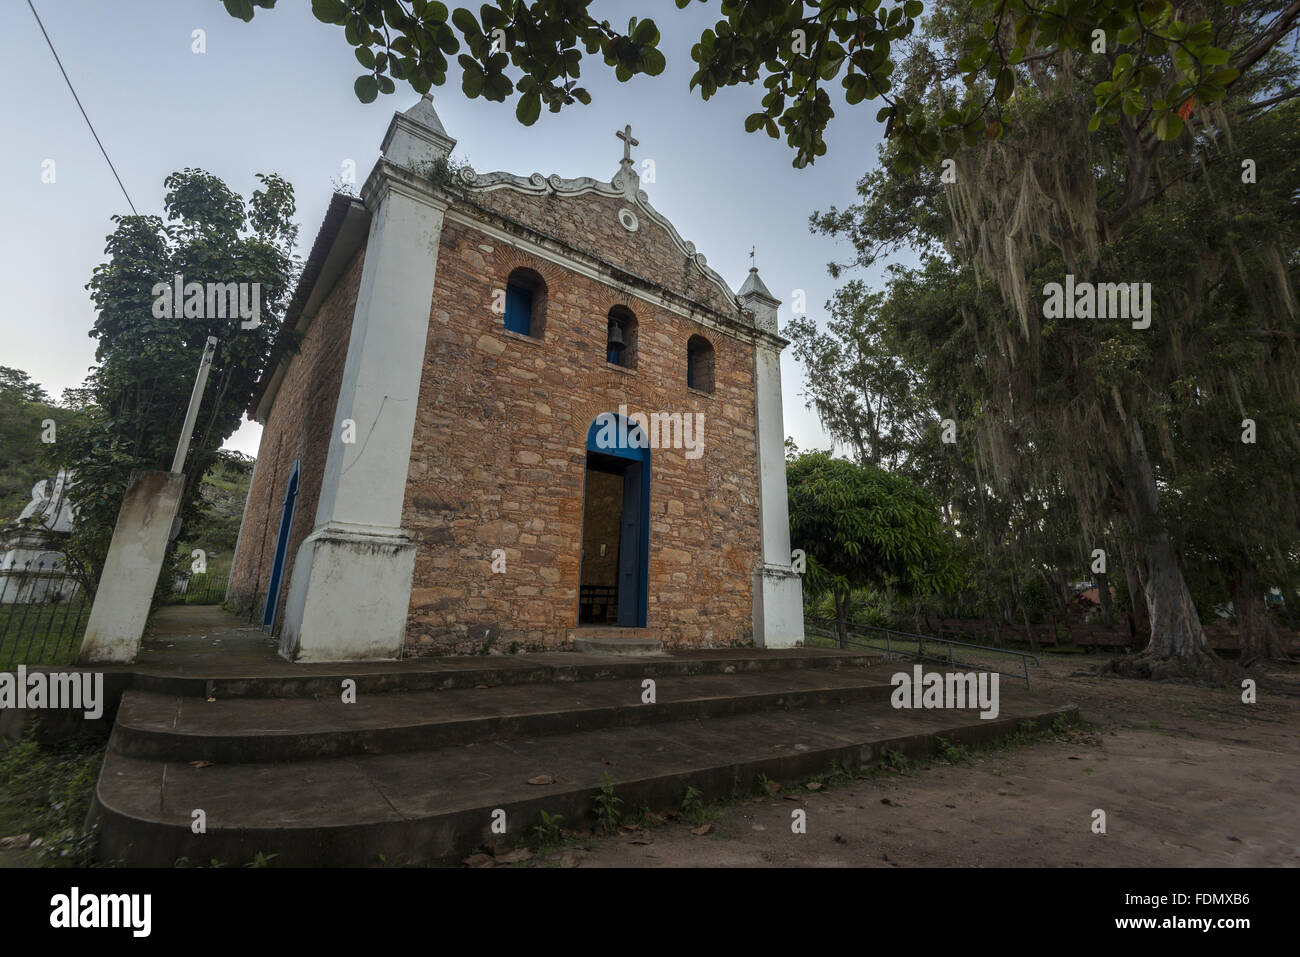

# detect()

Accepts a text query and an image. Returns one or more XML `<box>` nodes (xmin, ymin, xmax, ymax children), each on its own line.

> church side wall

<box><xmin>228</xmin><ymin>247</ymin><xmax>366</xmax><ymax>624</ymax></box>
<box><xmin>401</xmin><ymin>215</ymin><xmax>762</xmax><ymax>654</ymax></box>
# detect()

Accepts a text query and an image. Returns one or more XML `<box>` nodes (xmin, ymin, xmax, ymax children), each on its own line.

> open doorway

<box><xmin>578</xmin><ymin>416</ymin><xmax>649</xmax><ymax>627</ymax></box>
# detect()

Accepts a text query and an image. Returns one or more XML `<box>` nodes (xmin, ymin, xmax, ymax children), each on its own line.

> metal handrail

<box><xmin>805</xmin><ymin>616</ymin><xmax>1041</xmax><ymax>689</ymax></box>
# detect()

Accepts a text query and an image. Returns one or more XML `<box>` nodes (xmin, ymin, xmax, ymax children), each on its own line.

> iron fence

<box><xmin>805</xmin><ymin>615</ymin><xmax>1041</xmax><ymax>689</ymax></box>
<box><xmin>0</xmin><ymin>558</ymin><xmax>90</xmax><ymax>668</ymax></box>
<box><xmin>169</xmin><ymin>573</ymin><xmax>230</xmax><ymax>605</ymax></box>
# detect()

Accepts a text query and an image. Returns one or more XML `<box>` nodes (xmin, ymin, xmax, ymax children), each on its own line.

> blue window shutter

<box><xmin>504</xmin><ymin>284</ymin><xmax>532</xmax><ymax>335</ymax></box>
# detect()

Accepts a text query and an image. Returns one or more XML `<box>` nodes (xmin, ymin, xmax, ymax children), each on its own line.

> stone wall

<box><xmin>465</xmin><ymin>183</ymin><xmax>740</xmax><ymax>321</ymax></box>
<box><xmin>227</xmin><ymin>248</ymin><xmax>365</xmax><ymax>624</ymax></box>
<box><xmin>401</xmin><ymin>210</ymin><xmax>762</xmax><ymax>655</ymax></box>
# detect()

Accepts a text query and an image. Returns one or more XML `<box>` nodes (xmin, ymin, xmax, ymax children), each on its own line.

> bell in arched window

<box><xmin>606</xmin><ymin>317</ymin><xmax>627</xmax><ymax>353</ymax></box>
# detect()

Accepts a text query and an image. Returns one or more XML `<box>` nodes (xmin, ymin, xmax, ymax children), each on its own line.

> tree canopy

<box><xmin>222</xmin><ymin>0</ymin><xmax>1300</xmax><ymax>168</ymax></box>
<box><xmin>57</xmin><ymin>170</ymin><xmax>298</xmax><ymax>594</ymax></box>
<box><xmin>788</xmin><ymin>451</ymin><xmax>960</xmax><ymax>643</ymax></box>
<box><xmin>800</xmin><ymin>0</ymin><xmax>1299</xmax><ymax>665</ymax></box>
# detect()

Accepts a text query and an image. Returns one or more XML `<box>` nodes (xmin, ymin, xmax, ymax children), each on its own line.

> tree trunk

<box><xmin>1121</xmin><ymin>543</ymin><xmax>1150</xmax><ymax>644</ymax></box>
<box><xmin>1231</xmin><ymin>565</ymin><xmax>1286</xmax><ymax>664</ymax></box>
<box><xmin>833</xmin><ymin>591</ymin><xmax>848</xmax><ymax>649</ymax></box>
<box><xmin>1120</xmin><ymin>414</ymin><xmax>1209</xmax><ymax>660</ymax></box>
<box><xmin>1138</xmin><ymin>531</ymin><xmax>1209</xmax><ymax>658</ymax></box>
<box><xmin>1096</xmin><ymin>570</ymin><xmax>1115</xmax><ymax>626</ymax></box>
<box><xmin>1018</xmin><ymin>601</ymin><xmax>1039</xmax><ymax>652</ymax></box>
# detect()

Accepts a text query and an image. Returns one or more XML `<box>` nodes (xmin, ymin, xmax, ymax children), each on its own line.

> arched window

<box><xmin>606</xmin><ymin>306</ymin><xmax>637</xmax><ymax>368</ymax></box>
<box><xmin>687</xmin><ymin>335</ymin><xmax>715</xmax><ymax>393</ymax></box>
<box><xmin>503</xmin><ymin>267</ymin><xmax>546</xmax><ymax>338</ymax></box>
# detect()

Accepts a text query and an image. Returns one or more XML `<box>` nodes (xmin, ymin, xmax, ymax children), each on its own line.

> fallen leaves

<box><xmin>494</xmin><ymin>847</ymin><xmax>534</xmax><ymax>864</ymax></box>
<box><xmin>527</xmin><ymin>773</ymin><xmax>555</xmax><ymax>786</ymax></box>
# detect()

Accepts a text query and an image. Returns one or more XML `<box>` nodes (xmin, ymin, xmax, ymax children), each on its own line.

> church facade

<box><xmin>227</xmin><ymin>96</ymin><xmax>803</xmax><ymax>661</ymax></box>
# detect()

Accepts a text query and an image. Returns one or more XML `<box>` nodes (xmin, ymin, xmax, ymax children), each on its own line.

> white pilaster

<box><xmin>279</xmin><ymin>98</ymin><xmax>453</xmax><ymax>662</ymax></box>
<box><xmin>739</xmin><ymin>269</ymin><xmax>805</xmax><ymax>649</ymax></box>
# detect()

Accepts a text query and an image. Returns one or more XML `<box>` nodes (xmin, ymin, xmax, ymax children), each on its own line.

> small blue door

<box><xmin>263</xmin><ymin>461</ymin><xmax>300</xmax><ymax>629</ymax></box>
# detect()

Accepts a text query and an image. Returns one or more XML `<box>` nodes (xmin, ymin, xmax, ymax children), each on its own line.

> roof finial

<box><xmin>616</xmin><ymin>124</ymin><xmax>639</xmax><ymax>166</ymax></box>
<box><xmin>749</xmin><ymin>245</ymin><xmax>757</xmax><ymax>270</ymax></box>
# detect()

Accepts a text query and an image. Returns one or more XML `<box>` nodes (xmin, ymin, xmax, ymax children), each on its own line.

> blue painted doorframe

<box><xmin>585</xmin><ymin>415</ymin><xmax>650</xmax><ymax>628</ymax></box>
<box><xmin>263</xmin><ymin>460</ymin><xmax>300</xmax><ymax>629</ymax></box>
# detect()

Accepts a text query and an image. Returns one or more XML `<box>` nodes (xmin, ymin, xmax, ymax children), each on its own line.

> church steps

<box><xmin>109</xmin><ymin>669</ymin><xmax>900</xmax><ymax>764</ymax></box>
<box><xmin>121</xmin><ymin>647</ymin><xmax>881</xmax><ymax>701</ymax></box>
<box><xmin>90</xmin><ymin>693</ymin><xmax>1079</xmax><ymax>867</ymax></box>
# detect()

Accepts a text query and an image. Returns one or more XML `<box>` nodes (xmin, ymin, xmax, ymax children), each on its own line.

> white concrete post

<box><xmin>278</xmin><ymin>97</ymin><xmax>454</xmax><ymax>662</ymax></box>
<box><xmin>78</xmin><ymin>471</ymin><xmax>186</xmax><ymax>664</ymax></box>
<box><xmin>739</xmin><ymin>269</ymin><xmax>805</xmax><ymax>648</ymax></box>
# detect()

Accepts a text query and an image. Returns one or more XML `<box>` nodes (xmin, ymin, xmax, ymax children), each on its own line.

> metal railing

<box><xmin>169</xmin><ymin>573</ymin><xmax>230</xmax><ymax>605</ymax></box>
<box><xmin>805</xmin><ymin>616</ymin><xmax>1041</xmax><ymax>689</ymax></box>
<box><xmin>0</xmin><ymin>559</ymin><xmax>90</xmax><ymax>668</ymax></box>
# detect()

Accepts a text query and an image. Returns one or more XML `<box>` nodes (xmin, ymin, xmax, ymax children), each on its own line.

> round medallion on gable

<box><xmin>617</xmin><ymin>207</ymin><xmax>639</xmax><ymax>232</ymax></box>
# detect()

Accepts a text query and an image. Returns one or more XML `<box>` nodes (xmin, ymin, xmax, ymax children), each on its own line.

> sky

<box><xmin>1</xmin><ymin>0</ymin><xmax>898</xmax><ymax>458</ymax></box>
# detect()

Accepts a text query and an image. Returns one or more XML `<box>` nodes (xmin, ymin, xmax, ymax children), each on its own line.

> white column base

<box><xmin>278</xmin><ymin>524</ymin><xmax>416</xmax><ymax>662</ymax></box>
<box><xmin>752</xmin><ymin>563</ymin><xmax>805</xmax><ymax>649</ymax></box>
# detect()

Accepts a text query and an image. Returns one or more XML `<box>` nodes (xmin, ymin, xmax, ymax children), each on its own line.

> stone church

<box><xmin>227</xmin><ymin>95</ymin><xmax>803</xmax><ymax>661</ymax></box>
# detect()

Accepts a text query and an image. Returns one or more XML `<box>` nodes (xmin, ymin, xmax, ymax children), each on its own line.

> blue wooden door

<box><xmin>617</xmin><ymin>462</ymin><xmax>643</xmax><ymax>627</ymax></box>
<box><xmin>263</xmin><ymin>461</ymin><xmax>300</xmax><ymax>629</ymax></box>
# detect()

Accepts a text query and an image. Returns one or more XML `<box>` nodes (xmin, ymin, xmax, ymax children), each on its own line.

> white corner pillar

<box><xmin>740</xmin><ymin>271</ymin><xmax>805</xmax><ymax>648</ymax></box>
<box><xmin>279</xmin><ymin>100</ymin><xmax>454</xmax><ymax>662</ymax></box>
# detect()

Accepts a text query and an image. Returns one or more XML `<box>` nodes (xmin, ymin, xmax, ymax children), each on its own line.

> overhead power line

<box><xmin>27</xmin><ymin>0</ymin><xmax>138</xmax><ymax>215</ymax></box>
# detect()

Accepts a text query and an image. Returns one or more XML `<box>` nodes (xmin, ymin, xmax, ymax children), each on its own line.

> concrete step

<box><xmin>123</xmin><ymin>647</ymin><xmax>880</xmax><ymax>699</ymax></box>
<box><xmin>570</xmin><ymin>636</ymin><xmax>663</xmax><ymax>655</ymax></box>
<box><xmin>91</xmin><ymin>696</ymin><xmax>1079</xmax><ymax>867</ymax></box>
<box><xmin>110</xmin><ymin>669</ymin><xmax>899</xmax><ymax>763</ymax></box>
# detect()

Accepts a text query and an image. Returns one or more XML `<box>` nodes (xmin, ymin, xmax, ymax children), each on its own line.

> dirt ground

<box><xmin>516</xmin><ymin>653</ymin><xmax>1300</xmax><ymax>868</ymax></box>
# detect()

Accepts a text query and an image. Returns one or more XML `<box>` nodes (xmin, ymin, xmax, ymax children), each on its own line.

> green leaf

<box><xmin>451</xmin><ymin>7</ymin><xmax>479</xmax><ymax>37</ymax></box>
<box><xmin>354</xmin><ymin>74</ymin><xmax>379</xmax><ymax>103</ymax></box>
<box><xmin>310</xmin><ymin>0</ymin><xmax>347</xmax><ymax>23</ymax></box>
<box><xmin>641</xmin><ymin>48</ymin><xmax>666</xmax><ymax>76</ymax></box>
<box><xmin>459</xmin><ymin>56</ymin><xmax>484</xmax><ymax>96</ymax></box>
<box><xmin>993</xmin><ymin>67</ymin><xmax>1014</xmax><ymax>103</ymax></box>
<box><xmin>1155</xmin><ymin>111</ymin><xmax>1183</xmax><ymax>141</ymax></box>
<box><xmin>224</xmin><ymin>0</ymin><xmax>256</xmax><ymax>21</ymax></box>
<box><xmin>516</xmin><ymin>92</ymin><xmax>541</xmax><ymax>125</ymax></box>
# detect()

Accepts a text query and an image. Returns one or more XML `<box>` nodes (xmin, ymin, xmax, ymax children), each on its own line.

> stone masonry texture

<box><xmin>403</xmin><ymin>185</ymin><xmax>761</xmax><ymax>655</ymax></box>
<box><xmin>234</xmin><ymin>177</ymin><xmax>764</xmax><ymax>654</ymax></box>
